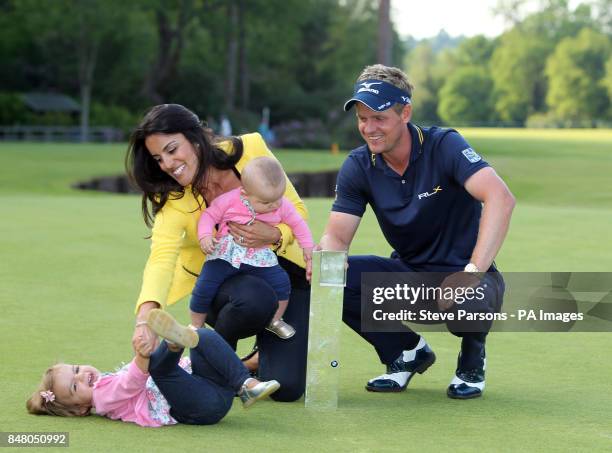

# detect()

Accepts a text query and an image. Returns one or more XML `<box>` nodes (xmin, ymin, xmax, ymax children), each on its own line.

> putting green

<box><xmin>1</xmin><ymin>131</ymin><xmax>611</xmax><ymax>452</ymax></box>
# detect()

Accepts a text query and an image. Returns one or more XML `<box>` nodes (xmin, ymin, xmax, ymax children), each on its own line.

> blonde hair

<box><xmin>357</xmin><ymin>64</ymin><xmax>414</xmax><ymax>96</ymax></box>
<box><xmin>241</xmin><ymin>157</ymin><xmax>286</xmax><ymax>199</ymax></box>
<box><xmin>357</xmin><ymin>64</ymin><xmax>414</xmax><ymax>113</ymax></box>
<box><xmin>26</xmin><ymin>365</ymin><xmax>89</xmax><ymax>417</ymax></box>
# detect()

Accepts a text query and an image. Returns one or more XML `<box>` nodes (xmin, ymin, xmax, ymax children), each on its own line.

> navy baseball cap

<box><xmin>343</xmin><ymin>79</ymin><xmax>412</xmax><ymax>112</ymax></box>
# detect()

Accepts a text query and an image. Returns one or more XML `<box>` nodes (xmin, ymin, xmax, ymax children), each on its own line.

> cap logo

<box><xmin>343</xmin><ymin>79</ymin><xmax>411</xmax><ymax>112</ymax></box>
<box><xmin>357</xmin><ymin>81</ymin><xmax>383</xmax><ymax>94</ymax></box>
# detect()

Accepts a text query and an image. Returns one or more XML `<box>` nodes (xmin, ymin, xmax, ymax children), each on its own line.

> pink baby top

<box><xmin>198</xmin><ymin>188</ymin><xmax>313</xmax><ymax>268</ymax></box>
<box><xmin>92</xmin><ymin>357</ymin><xmax>192</xmax><ymax>427</ymax></box>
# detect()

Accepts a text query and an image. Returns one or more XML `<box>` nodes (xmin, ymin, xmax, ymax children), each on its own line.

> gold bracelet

<box><xmin>135</xmin><ymin>321</ymin><xmax>148</xmax><ymax>327</ymax></box>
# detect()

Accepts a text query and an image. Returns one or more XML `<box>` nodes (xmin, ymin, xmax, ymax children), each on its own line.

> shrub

<box><xmin>525</xmin><ymin>112</ymin><xmax>564</xmax><ymax>128</ymax></box>
<box><xmin>273</xmin><ymin>119</ymin><xmax>332</xmax><ymax>149</ymax></box>
<box><xmin>90</xmin><ymin>103</ymin><xmax>140</xmax><ymax>134</ymax></box>
<box><xmin>0</xmin><ymin>92</ymin><xmax>29</xmax><ymax>124</ymax></box>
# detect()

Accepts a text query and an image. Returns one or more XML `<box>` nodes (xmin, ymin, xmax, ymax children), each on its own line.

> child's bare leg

<box><xmin>266</xmin><ymin>300</ymin><xmax>295</xmax><ymax>339</ymax></box>
<box><xmin>272</xmin><ymin>300</ymin><xmax>288</xmax><ymax>322</ymax></box>
<box><xmin>243</xmin><ymin>351</ymin><xmax>259</xmax><ymax>372</ymax></box>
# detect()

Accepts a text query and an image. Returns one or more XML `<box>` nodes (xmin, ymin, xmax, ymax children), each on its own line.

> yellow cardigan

<box><xmin>135</xmin><ymin>132</ymin><xmax>308</xmax><ymax>313</ymax></box>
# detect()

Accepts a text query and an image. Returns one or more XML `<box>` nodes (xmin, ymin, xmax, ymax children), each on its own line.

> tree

<box><xmin>492</xmin><ymin>0</ymin><xmax>529</xmax><ymax>26</ymax></box>
<box><xmin>92</xmin><ymin>6</ymin><xmax>156</xmax><ymax>111</ymax></box>
<box><xmin>243</xmin><ymin>0</ymin><xmax>325</xmax><ymax>121</ymax></box>
<box><xmin>490</xmin><ymin>28</ymin><xmax>551</xmax><ymax>124</ymax></box>
<box><xmin>237</xmin><ymin>0</ymin><xmax>249</xmax><ymax>110</ymax></box>
<box><xmin>519</xmin><ymin>0</ymin><xmax>594</xmax><ymax>42</ymax></box>
<box><xmin>490</xmin><ymin>0</ymin><xmax>603</xmax><ymax>125</ymax></box>
<box><xmin>604</xmin><ymin>56</ymin><xmax>612</xmax><ymax>111</ymax></box>
<box><xmin>0</xmin><ymin>0</ymin><xmax>407</xmax><ymax>137</ymax></box>
<box><xmin>455</xmin><ymin>35</ymin><xmax>496</xmax><ymax>67</ymax></box>
<box><xmin>8</xmin><ymin>0</ymin><xmax>126</xmax><ymax>140</ymax></box>
<box><xmin>141</xmin><ymin>0</ymin><xmax>198</xmax><ymax>105</ymax></box>
<box><xmin>438</xmin><ymin>67</ymin><xmax>495</xmax><ymax>126</ymax></box>
<box><xmin>593</xmin><ymin>0</ymin><xmax>612</xmax><ymax>34</ymax></box>
<box><xmin>72</xmin><ymin>1</ymin><xmax>121</xmax><ymax>141</ymax></box>
<box><xmin>377</xmin><ymin>0</ymin><xmax>391</xmax><ymax>65</ymax></box>
<box><xmin>404</xmin><ymin>42</ymin><xmax>442</xmax><ymax>124</ymax></box>
<box><xmin>545</xmin><ymin>27</ymin><xmax>611</xmax><ymax>124</ymax></box>
<box><xmin>260</xmin><ymin>0</ymin><xmax>382</xmax><ymax>122</ymax></box>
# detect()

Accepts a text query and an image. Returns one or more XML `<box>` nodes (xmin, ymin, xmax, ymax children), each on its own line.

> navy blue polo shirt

<box><xmin>332</xmin><ymin>123</ymin><xmax>489</xmax><ymax>271</ymax></box>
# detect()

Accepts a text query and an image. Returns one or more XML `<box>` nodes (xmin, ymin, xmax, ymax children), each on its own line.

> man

<box><xmin>317</xmin><ymin>64</ymin><xmax>515</xmax><ymax>399</ymax></box>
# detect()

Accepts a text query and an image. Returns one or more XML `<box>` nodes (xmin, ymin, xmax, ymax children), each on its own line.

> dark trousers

<box><xmin>205</xmin><ymin>258</ymin><xmax>311</xmax><ymax>402</ymax></box>
<box><xmin>148</xmin><ymin>329</ymin><xmax>251</xmax><ymax>425</ymax></box>
<box><xmin>344</xmin><ymin>255</ymin><xmax>505</xmax><ymax>369</ymax></box>
<box><xmin>191</xmin><ymin>259</ymin><xmax>291</xmax><ymax>314</ymax></box>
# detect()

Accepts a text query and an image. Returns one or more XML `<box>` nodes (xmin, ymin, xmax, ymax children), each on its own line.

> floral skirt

<box><xmin>207</xmin><ymin>234</ymin><xmax>278</xmax><ymax>269</ymax></box>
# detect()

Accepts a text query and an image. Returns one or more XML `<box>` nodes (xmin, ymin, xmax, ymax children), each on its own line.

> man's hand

<box><xmin>199</xmin><ymin>235</ymin><xmax>218</xmax><ymax>254</ymax></box>
<box><xmin>228</xmin><ymin>221</ymin><xmax>280</xmax><ymax>249</ymax></box>
<box><xmin>437</xmin><ymin>271</ymin><xmax>482</xmax><ymax>311</ymax></box>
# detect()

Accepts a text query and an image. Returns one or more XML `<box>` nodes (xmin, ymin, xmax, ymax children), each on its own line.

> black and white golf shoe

<box><xmin>365</xmin><ymin>337</ymin><xmax>436</xmax><ymax>392</ymax></box>
<box><xmin>447</xmin><ymin>351</ymin><xmax>486</xmax><ymax>399</ymax></box>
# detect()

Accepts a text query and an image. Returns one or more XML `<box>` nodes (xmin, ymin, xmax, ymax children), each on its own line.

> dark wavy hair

<box><xmin>125</xmin><ymin>104</ymin><xmax>243</xmax><ymax>227</ymax></box>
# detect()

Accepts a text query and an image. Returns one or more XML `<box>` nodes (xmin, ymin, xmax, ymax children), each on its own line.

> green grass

<box><xmin>458</xmin><ymin>128</ymin><xmax>612</xmax><ymax>207</ymax></box>
<box><xmin>0</xmin><ymin>143</ymin><xmax>348</xmax><ymax>195</ymax></box>
<box><xmin>1</xmin><ymin>130</ymin><xmax>612</xmax><ymax>452</ymax></box>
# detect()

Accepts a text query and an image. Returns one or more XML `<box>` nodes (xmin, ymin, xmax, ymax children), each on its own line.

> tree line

<box><xmin>407</xmin><ymin>0</ymin><xmax>612</xmax><ymax>128</ymax></box>
<box><xmin>0</xmin><ymin>0</ymin><xmax>610</xmax><ymax>149</ymax></box>
<box><xmin>0</xmin><ymin>0</ymin><xmax>403</xmax><ymax>146</ymax></box>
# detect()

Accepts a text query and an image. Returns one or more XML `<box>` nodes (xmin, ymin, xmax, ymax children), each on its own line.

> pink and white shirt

<box><xmin>92</xmin><ymin>357</ymin><xmax>192</xmax><ymax>427</ymax></box>
<box><xmin>198</xmin><ymin>188</ymin><xmax>313</xmax><ymax>269</ymax></box>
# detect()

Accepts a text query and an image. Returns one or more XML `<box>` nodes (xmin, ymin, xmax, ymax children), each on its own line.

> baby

<box><xmin>191</xmin><ymin>156</ymin><xmax>313</xmax><ymax>339</ymax></box>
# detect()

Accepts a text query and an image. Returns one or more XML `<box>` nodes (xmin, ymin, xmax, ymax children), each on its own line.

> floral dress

<box><xmin>206</xmin><ymin>195</ymin><xmax>279</xmax><ymax>269</ymax></box>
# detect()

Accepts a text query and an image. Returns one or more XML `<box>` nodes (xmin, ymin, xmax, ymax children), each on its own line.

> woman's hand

<box><xmin>133</xmin><ymin>302</ymin><xmax>160</xmax><ymax>354</ymax></box>
<box><xmin>132</xmin><ymin>324</ymin><xmax>158</xmax><ymax>355</ymax></box>
<box><xmin>134</xmin><ymin>334</ymin><xmax>154</xmax><ymax>358</ymax></box>
<box><xmin>228</xmin><ymin>221</ymin><xmax>281</xmax><ymax>249</ymax></box>
<box><xmin>133</xmin><ymin>338</ymin><xmax>152</xmax><ymax>373</ymax></box>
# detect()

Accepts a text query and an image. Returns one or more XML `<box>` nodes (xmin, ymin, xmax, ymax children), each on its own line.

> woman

<box><xmin>125</xmin><ymin>104</ymin><xmax>310</xmax><ymax>402</ymax></box>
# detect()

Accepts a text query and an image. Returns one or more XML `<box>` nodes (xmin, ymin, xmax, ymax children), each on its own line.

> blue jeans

<box><xmin>191</xmin><ymin>259</ymin><xmax>291</xmax><ymax>314</ymax></box>
<box><xmin>148</xmin><ymin>329</ymin><xmax>251</xmax><ymax>425</ymax></box>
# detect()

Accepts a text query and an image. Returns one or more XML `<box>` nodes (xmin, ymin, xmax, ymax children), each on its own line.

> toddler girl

<box><xmin>27</xmin><ymin>310</ymin><xmax>280</xmax><ymax>427</ymax></box>
<box><xmin>191</xmin><ymin>156</ymin><xmax>313</xmax><ymax>339</ymax></box>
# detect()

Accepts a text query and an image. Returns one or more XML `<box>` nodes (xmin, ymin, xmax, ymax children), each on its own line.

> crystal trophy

<box><xmin>305</xmin><ymin>250</ymin><xmax>348</xmax><ymax>409</ymax></box>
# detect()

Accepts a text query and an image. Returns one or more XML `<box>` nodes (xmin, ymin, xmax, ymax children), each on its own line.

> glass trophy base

<box><xmin>305</xmin><ymin>250</ymin><xmax>347</xmax><ymax>410</ymax></box>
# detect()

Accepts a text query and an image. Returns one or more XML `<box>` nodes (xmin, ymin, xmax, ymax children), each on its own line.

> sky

<box><xmin>391</xmin><ymin>0</ymin><xmax>584</xmax><ymax>39</ymax></box>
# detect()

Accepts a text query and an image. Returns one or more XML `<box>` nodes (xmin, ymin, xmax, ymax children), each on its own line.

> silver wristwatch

<box><xmin>464</xmin><ymin>263</ymin><xmax>484</xmax><ymax>279</ymax></box>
